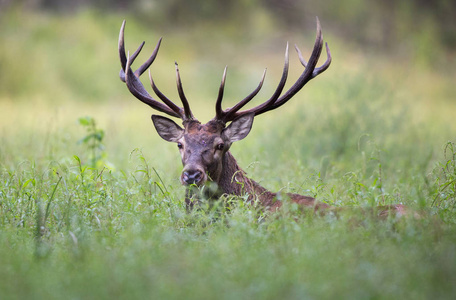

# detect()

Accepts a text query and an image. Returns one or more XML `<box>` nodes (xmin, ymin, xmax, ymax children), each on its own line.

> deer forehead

<box><xmin>184</xmin><ymin>120</ymin><xmax>224</xmax><ymax>134</ymax></box>
<box><xmin>183</xmin><ymin>132</ymin><xmax>222</xmax><ymax>148</ymax></box>
<box><xmin>182</xmin><ymin>120</ymin><xmax>225</xmax><ymax>147</ymax></box>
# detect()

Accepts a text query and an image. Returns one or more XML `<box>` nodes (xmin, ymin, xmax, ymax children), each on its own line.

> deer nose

<box><xmin>182</xmin><ymin>170</ymin><xmax>203</xmax><ymax>185</ymax></box>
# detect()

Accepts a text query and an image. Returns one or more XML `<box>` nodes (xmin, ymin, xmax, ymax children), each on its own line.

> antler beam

<box><xmin>214</xmin><ymin>17</ymin><xmax>332</xmax><ymax>123</ymax></box>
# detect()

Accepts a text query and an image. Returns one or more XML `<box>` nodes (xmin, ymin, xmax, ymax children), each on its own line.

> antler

<box><xmin>118</xmin><ymin>20</ymin><xmax>193</xmax><ymax>120</ymax></box>
<box><xmin>214</xmin><ymin>17</ymin><xmax>332</xmax><ymax>124</ymax></box>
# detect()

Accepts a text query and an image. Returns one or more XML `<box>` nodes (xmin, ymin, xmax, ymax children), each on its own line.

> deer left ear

<box><xmin>222</xmin><ymin>113</ymin><xmax>255</xmax><ymax>143</ymax></box>
<box><xmin>151</xmin><ymin>115</ymin><xmax>184</xmax><ymax>142</ymax></box>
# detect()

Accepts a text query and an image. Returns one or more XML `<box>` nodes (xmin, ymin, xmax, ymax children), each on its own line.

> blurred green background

<box><xmin>1</xmin><ymin>1</ymin><xmax>456</xmax><ymax>299</ymax></box>
<box><xmin>1</xmin><ymin>0</ymin><xmax>455</xmax><ymax>164</ymax></box>
<box><xmin>1</xmin><ymin>0</ymin><xmax>455</xmax><ymax>187</ymax></box>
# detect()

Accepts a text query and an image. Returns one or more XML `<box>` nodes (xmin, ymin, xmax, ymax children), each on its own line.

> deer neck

<box><xmin>185</xmin><ymin>151</ymin><xmax>278</xmax><ymax>209</ymax></box>
<box><xmin>217</xmin><ymin>151</ymin><xmax>270</xmax><ymax>199</ymax></box>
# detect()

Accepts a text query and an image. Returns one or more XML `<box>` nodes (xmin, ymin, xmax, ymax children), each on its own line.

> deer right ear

<box><xmin>151</xmin><ymin>115</ymin><xmax>184</xmax><ymax>142</ymax></box>
<box><xmin>222</xmin><ymin>113</ymin><xmax>255</xmax><ymax>143</ymax></box>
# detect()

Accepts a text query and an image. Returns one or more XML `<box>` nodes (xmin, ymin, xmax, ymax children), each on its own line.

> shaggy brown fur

<box><xmin>214</xmin><ymin>151</ymin><xmax>329</xmax><ymax>211</ymax></box>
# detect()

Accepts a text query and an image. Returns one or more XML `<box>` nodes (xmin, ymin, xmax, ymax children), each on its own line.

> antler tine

<box><xmin>252</xmin><ymin>42</ymin><xmax>290</xmax><ymax>115</ymax></box>
<box><xmin>129</xmin><ymin>42</ymin><xmax>145</xmax><ymax>68</ymax></box>
<box><xmin>295</xmin><ymin>42</ymin><xmax>331</xmax><ymax>77</ymax></box>
<box><xmin>119</xmin><ymin>20</ymin><xmax>190</xmax><ymax>120</ymax></box>
<box><xmin>118</xmin><ymin>20</ymin><xmax>128</xmax><ymax>82</ymax></box>
<box><xmin>223</xmin><ymin>68</ymin><xmax>267</xmax><ymax>121</ymax></box>
<box><xmin>134</xmin><ymin>37</ymin><xmax>162</xmax><ymax>78</ymax></box>
<box><xmin>175</xmin><ymin>62</ymin><xmax>194</xmax><ymax>120</ymax></box>
<box><xmin>294</xmin><ymin>44</ymin><xmax>307</xmax><ymax>67</ymax></box>
<box><xmin>149</xmin><ymin>70</ymin><xmax>184</xmax><ymax>116</ymax></box>
<box><xmin>215</xmin><ymin>66</ymin><xmax>228</xmax><ymax>120</ymax></box>
<box><xmin>313</xmin><ymin>42</ymin><xmax>332</xmax><ymax>76</ymax></box>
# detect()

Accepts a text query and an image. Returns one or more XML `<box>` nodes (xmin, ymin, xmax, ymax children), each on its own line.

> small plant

<box><xmin>432</xmin><ymin>141</ymin><xmax>456</xmax><ymax>215</ymax></box>
<box><xmin>77</xmin><ymin>116</ymin><xmax>108</xmax><ymax>169</ymax></box>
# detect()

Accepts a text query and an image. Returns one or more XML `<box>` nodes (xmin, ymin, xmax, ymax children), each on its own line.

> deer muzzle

<box><xmin>181</xmin><ymin>168</ymin><xmax>206</xmax><ymax>186</ymax></box>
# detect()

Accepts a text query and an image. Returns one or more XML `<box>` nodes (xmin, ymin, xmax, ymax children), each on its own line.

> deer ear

<box><xmin>222</xmin><ymin>113</ymin><xmax>254</xmax><ymax>143</ymax></box>
<box><xmin>151</xmin><ymin>115</ymin><xmax>184</xmax><ymax>142</ymax></box>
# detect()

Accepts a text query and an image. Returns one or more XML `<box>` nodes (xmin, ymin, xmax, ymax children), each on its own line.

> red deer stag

<box><xmin>118</xmin><ymin>19</ymin><xmax>407</xmax><ymax>217</ymax></box>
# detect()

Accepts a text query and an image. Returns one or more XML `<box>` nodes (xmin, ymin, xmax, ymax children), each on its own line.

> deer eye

<box><xmin>216</xmin><ymin>143</ymin><xmax>225</xmax><ymax>151</ymax></box>
<box><xmin>177</xmin><ymin>142</ymin><xmax>183</xmax><ymax>149</ymax></box>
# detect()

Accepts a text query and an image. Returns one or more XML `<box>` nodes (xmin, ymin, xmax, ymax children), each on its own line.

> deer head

<box><xmin>118</xmin><ymin>18</ymin><xmax>331</xmax><ymax>189</ymax></box>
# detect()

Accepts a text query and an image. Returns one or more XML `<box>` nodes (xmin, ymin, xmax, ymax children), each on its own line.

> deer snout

<box><xmin>181</xmin><ymin>169</ymin><xmax>205</xmax><ymax>186</ymax></box>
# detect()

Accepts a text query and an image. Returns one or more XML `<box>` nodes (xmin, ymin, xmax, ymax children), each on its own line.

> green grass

<box><xmin>1</xmin><ymin>9</ymin><xmax>456</xmax><ymax>299</ymax></box>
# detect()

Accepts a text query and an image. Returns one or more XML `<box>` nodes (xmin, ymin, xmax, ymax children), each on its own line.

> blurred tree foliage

<box><xmin>265</xmin><ymin>0</ymin><xmax>456</xmax><ymax>49</ymax></box>
<box><xmin>2</xmin><ymin>0</ymin><xmax>455</xmax><ymax>52</ymax></box>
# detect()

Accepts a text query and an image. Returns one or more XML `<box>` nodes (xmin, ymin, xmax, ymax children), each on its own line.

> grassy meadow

<box><xmin>1</xmin><ymin>7</ymin><xmax>456</xmax><ymax>299</ymax></box>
